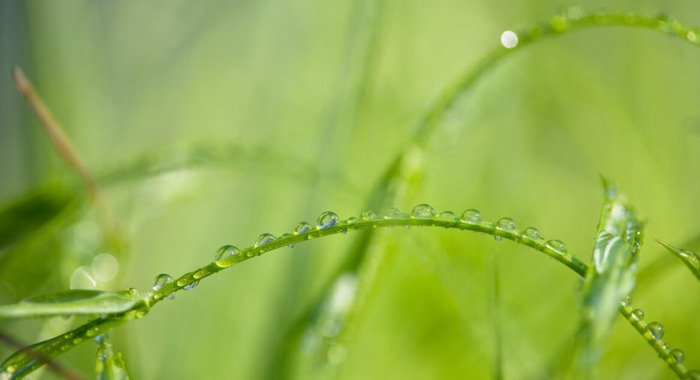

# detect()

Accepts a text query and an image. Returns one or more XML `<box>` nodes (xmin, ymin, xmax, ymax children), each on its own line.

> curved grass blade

<box><xmin>656</xmin><ymin>240</ymin><xmax>700</xmax><ymax>282</ymax></box>
<box><xmin>0</xmin><ymin>289</ymin><xmax>149</xmax><ymax>319</ymax></box>
<box><xmin>95</xmin><ymin>335</ymin><xmax>130</xmax><ymax>380</ymax></box>
<box><xmin>580</xmin><ymin>179</ymin><xmax>643</xmax><ymax>366</ymax></box>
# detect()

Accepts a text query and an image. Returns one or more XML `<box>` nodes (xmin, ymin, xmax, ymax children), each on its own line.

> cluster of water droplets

<box><xmin>619</xmin><ymin>296</ymin><xmax>695</xmax><ymax>373</ymax></box>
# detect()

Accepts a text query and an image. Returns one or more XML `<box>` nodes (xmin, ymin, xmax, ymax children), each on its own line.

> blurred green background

<box><xmin>1</xmin><ymin>1</ymin><xmax>700</xmax><ymax>379</ymax></box>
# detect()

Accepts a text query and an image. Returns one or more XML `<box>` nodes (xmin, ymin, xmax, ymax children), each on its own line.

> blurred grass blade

<box><xmin>0</xmin><ymin>289</ymin><xmax>148</xmax><ymax>319</ymax></box>
<box><xmin>0</xmin><ymin>187</ymin><xmax>74</xmax><ymax>254</ymax></box>
<box><xmin>656</xmin><ymin>240</ymin><xmax>700</xmax><ymax>282</ymax></box>
<box><xmin>580</xmin><ymin>179</ymin><xmax>643</xmax><ymax>365</ymax></box>
<box><xmin>96</xmin><ymin>335</ymin><xmax>130</xmax><ymax>380</ymax></box>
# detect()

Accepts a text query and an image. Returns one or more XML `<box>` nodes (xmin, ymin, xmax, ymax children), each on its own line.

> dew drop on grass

<box><xmin>294</xmin><ymin>222</ymin><xmax>311</xmax><ymax>235</ymax></box>
<box><xmin>346</xmin><ymin>217</ymin><xmax>358</xmax><ymax>224</ymax></box>
<box><xmin>460</xmin><ymin>209</ymin><xmax>482</xmax><ymax>223</ymax></box>
<box><xmin>382</xmin><ymin>207</ymin><xmax>400</xmax><ymax>219</ymax></box>
<box><xmin>670</xmin><ymin>348</ymin><xmax>684</xmax><ymax>363</ymax></box>
<box><xmin>546</xmin><ymin>239</ymin><xmax>567</xmax><ymax>254</ymax></box>
<box><xmin>496</xmin><ymin>217</ymin><xmax>516</xmax><ymax>231</ymax></box>
<box><xmin>411</xmin><ymin>204</ymin><xmax>436</xmax><ymax>219</ymax></box>
<box><xmin>255</xmin><ymin>233</ymin><xmax>276</xmax><ymax>246</ymax></box>
<box><xmin>631</xmin><ymin>309</ymin><xmax>644</xmax><ymax>321</ymax></box>
<box><xmin>500</xmin><ymin>30</ymin><xmax>518</xmax><ymax>48</ymax></box>
<box><xmin>215</xmin><ymin>245</ymin><xmax>240</xmax><ymax>261</ymax></box>
<box><xmin>438</xmin><ymin>211</ymin><xmax>458</xmax><ymax>223</ymax></box>
<box><xmin>152</xmin><ymin>274</ymin><xmax>174</xmax><ymax>291</ymax></box>
<box><xmin>523</xmin><ymin>227</ymin><xmax>540</xmax><ymax>240</ymax></box>
<box><xmin>620</xmin><ymin>296</ymin><xmax>632</xmax><ymax>307</ymax></box>
<box><xmin>647</xmin><ymin>322</ymin><xmax>665</xmax><ymax>339</ymax></box>
<box><xmin>184</xmin><ymin>281</ymin><xmax>199</xmax><ymax>290</ymax></box>
<box><xmin>360</xmin><ymin>210</ymin><xmax>376</xmax><ymax>221</ymax></box>
<box><xmin>317</xmin><ymin>211</ymin><xmax>339</xmax><ymax>229</ymax></box>
<box><xmin>152</xmin><ymin>273</ymin><xmax>176</xmax><ymax>300</ymax></box>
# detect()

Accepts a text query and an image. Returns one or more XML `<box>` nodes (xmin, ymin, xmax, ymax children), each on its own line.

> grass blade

<box><xmin>580</xmin><ymin>179</ymin><xmax>643</xmax><ymax>366</ymax></box>
<box><xmin>656</xmin><ymin>240</ymin><xmax>700</xmax><ymax>282</ymax></box>
<box><xmin>0</xmin><ymin>289</ymin><xmax>148</xmax><ymax>319</ymax></box>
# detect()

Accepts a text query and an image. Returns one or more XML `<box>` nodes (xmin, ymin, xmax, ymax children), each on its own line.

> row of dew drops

<box><xmin>620</xmin><ymin>296</ymin><xmax>700</xmax><ymax>379</ymax></box>
<box><xmin>149</xmin><ymin>204</ymin><xmax>570</xmax><ymax>299</ymax></box>
<box><xmin>499</xmin><ymin>8</ymin><xmax>700</xmax><ymax>50</ymax></box>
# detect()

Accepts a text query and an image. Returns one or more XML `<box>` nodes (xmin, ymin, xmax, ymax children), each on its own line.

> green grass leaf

<box><xmin>580</xmin><ymin>179</ymin><xmax>643</xmax><ymax>365</ymax></box>
<box><xmin>656</xmin><ymin>240</ymin><xmax>700</xmax><ymax>282</ymax></box>
<box><xmin>0</xmin><ymin>289</ymin><xmax>149</xmax><ymax>319</ymax></box>
<box><xmin>96</xmin><ymin>335</ymin><xmax>130</xmax><ymax>380</ymax></box>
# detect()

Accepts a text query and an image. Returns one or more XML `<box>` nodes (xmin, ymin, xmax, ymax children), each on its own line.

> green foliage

<box><xmin>1</xmin><ymin>4</ymin><xmax>700</xmax><ymax>380</ymax></box>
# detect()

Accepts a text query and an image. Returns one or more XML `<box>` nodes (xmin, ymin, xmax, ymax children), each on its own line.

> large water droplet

<box><xmin>294</xmin><ymin>222</ymin><xmax>311</xmax><ymax>235</ymax></box>
<box><xmin>670</xmin><ymin>348</ymin><xmax>684</xmax><ymax>363</ymax></box>
<box><xmin>317</xmin><ymin>211</ymin><xmax>339</xmax><ymax>229</ymax></box>
<box><xmin>215</xmin><ymin>245</ymin><xmax>240</xmax><ymax>261</ymax></box>
<box><xmin>647</xmin><ymin>322</ymin><xmax>664</xmax><ymax>339</ymax></box>
<box><xmin>255</xmin><ymin>233</ymin><xmax>276</xmax><ymax>246</ymax></box>
<box><xmin>631</xmin><ymin>309</ymin><xmax>644</xmax><ymax>321</ymax></box>
<box><xmin>546</xmin><ymin>239</ymin><xmax>568</xmax><ymax>254</ymax></box>
<box><xmin>360</xmin><ymin>210</ymin><xmax>376</xmax><ymax>221</ymax></box>
<box><xmin>184</xmin><ymin>281</ymin><xmax>199</xmax><ymax>290</ymax></box>
<box><xmin>500</xmin><ymin>30</ymin><xmax>518</xmax><ymax>48</ymax></box>
<box><xmin>152</xmin><ymin>274</ymin><xmax>174</xmax><ymax>291</ymax></box>
<box><xmin>152</xmin><ymin>274</ymin><xmax>175</xmax><ymax>300</ymax></box>
<box><xmin>460</xmin><ymin>209</ymin><xmax>482</xmax><ymax>224</ymax></box>
<box><xmin>411</xmin><ymin>204</ymin><xmax>436</xmax><ymax>219</ymax></box>
<box><xmin>523</xmin><ymin>227</ymin><xmax>540</xmax><ymax>240</ymax></box>
<box><xmin>496</xmin><ymin>217</ymin><xmax>516</xmax><ymax>232</ymax></box>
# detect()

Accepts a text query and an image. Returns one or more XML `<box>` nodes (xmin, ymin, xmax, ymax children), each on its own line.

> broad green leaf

<box><xmin>580</xmin><ymin>179</ymin><xmax>643</xmax><ymax>364</ymax></box>
<box><xmin>0</xmin><ymin>289</ymin><xmax>148</xmax><ymax>319</ymax></box>
<box><xmin>96</xmin><ymin>335</ymin><xmax>131</xmax><ymax>380</ymax></box>
<box><xmin>656</xmin><ymin>240</ymin><xmax>700</xmax><ymax>282</ymax></box>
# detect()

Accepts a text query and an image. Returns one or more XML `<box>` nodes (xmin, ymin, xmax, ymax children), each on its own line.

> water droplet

<box><xmin>460</xmin><ymin>209</ymin><xmax>482</xmax><ymax>223</ymax></box>
<box><xmin>382</xmin><ymin>207</ymin><xmax>400</xmax><ymax>219</ymax></box>
<box><xmin>215</xmin><ymin>245</ymin><xmax>240</xmax><ymax>261</ymax></box>
<box><xmin>631</xmin><ymin>309</ymin><xmax>644</xmax><ymax>321</ymax></box>
<box><xmin>546</xmin><ymin>240</ymin><xmax>567</xmax><ymax>254</ymax></box>
<box><xmin>670</xmin><ymin>348</ymin><xmax>684</xmax><ymax>363</ymax></box>
<box><xmin>496</xmin><ymin>217</ymin><xmax>516</xmax><ymax>232</ymax></box>
<box><xmin>184</xmin><ymin>281</ymin><xmax>199</xmax><ymax>290</ymax></box>
<box><xmin>411</xmin><ymin>204</ymin><xmax>436</xmax><ymax>219</ymax></box>
<box><xmin>437</xmin><ymin>211</ymin><xmax>457</xmax><ymax>222</ymax></box>
<box><xmin>493</xmin><ymin>236</ymin><xmax>502</xmax><ymax>241</ymax></box>
<box><xmin>647</xmin><ymin>322</ymin><xmax>664</xmax><ymax>339</ymax></box>
<box><xmin>620</xmin><ymin>295</ymin><xmax>632</xmax><ymax>307</ymax></box>
<box><xmin>294</xmin><ymin>222</ymin><xmax>311</xmax><ymax>234</ymax></box>
<box><xmin>193</xmin><ymin>270</ymin><xmax>206</xmax><ymax>280</ymax></box>
<box><xmin>500</xmin><ymin>30</ymin><xmax>518</xmax><ymax>48</ymax></box>
<box><xmin>523</xmin><ymin>227</ymin><xmax>540</xmax><ymax>240</ymax></box>
<box><xmin>346</xmin><ymin>217</ymin><xmax>358</xmax><ymax>224</ymax></box>
<box><xmin>360</xmin><ymin>210</ymin><xmax>376</xmax><ymax>221</ymax></box>
<box><xmin>97</xmin><ymin>347</ymin><xmax>107</xmax><ymax>362</ymax></box>
<box><xmin>688</xmin><ymin>30</ymin><xmax>698</xmax><ymax>42</ymax></box>
<box><xmin>317</xmin><ymin>211</ymin><xmax>339</xmax><ymax>229</ymax></box>
<box><xmin>152</xmin><ymin>274</ymin><xmax>174</xmax><ymax>291</ymax></box>
<box><xmin>686</xmin><ymin>370</ymin><xmax>700</xmax><ymax>379</ymax></box>
<box><xmin>255</xmin><ymin>233</ymin><xmax>276</xmax><ymax>246</ymax></box>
